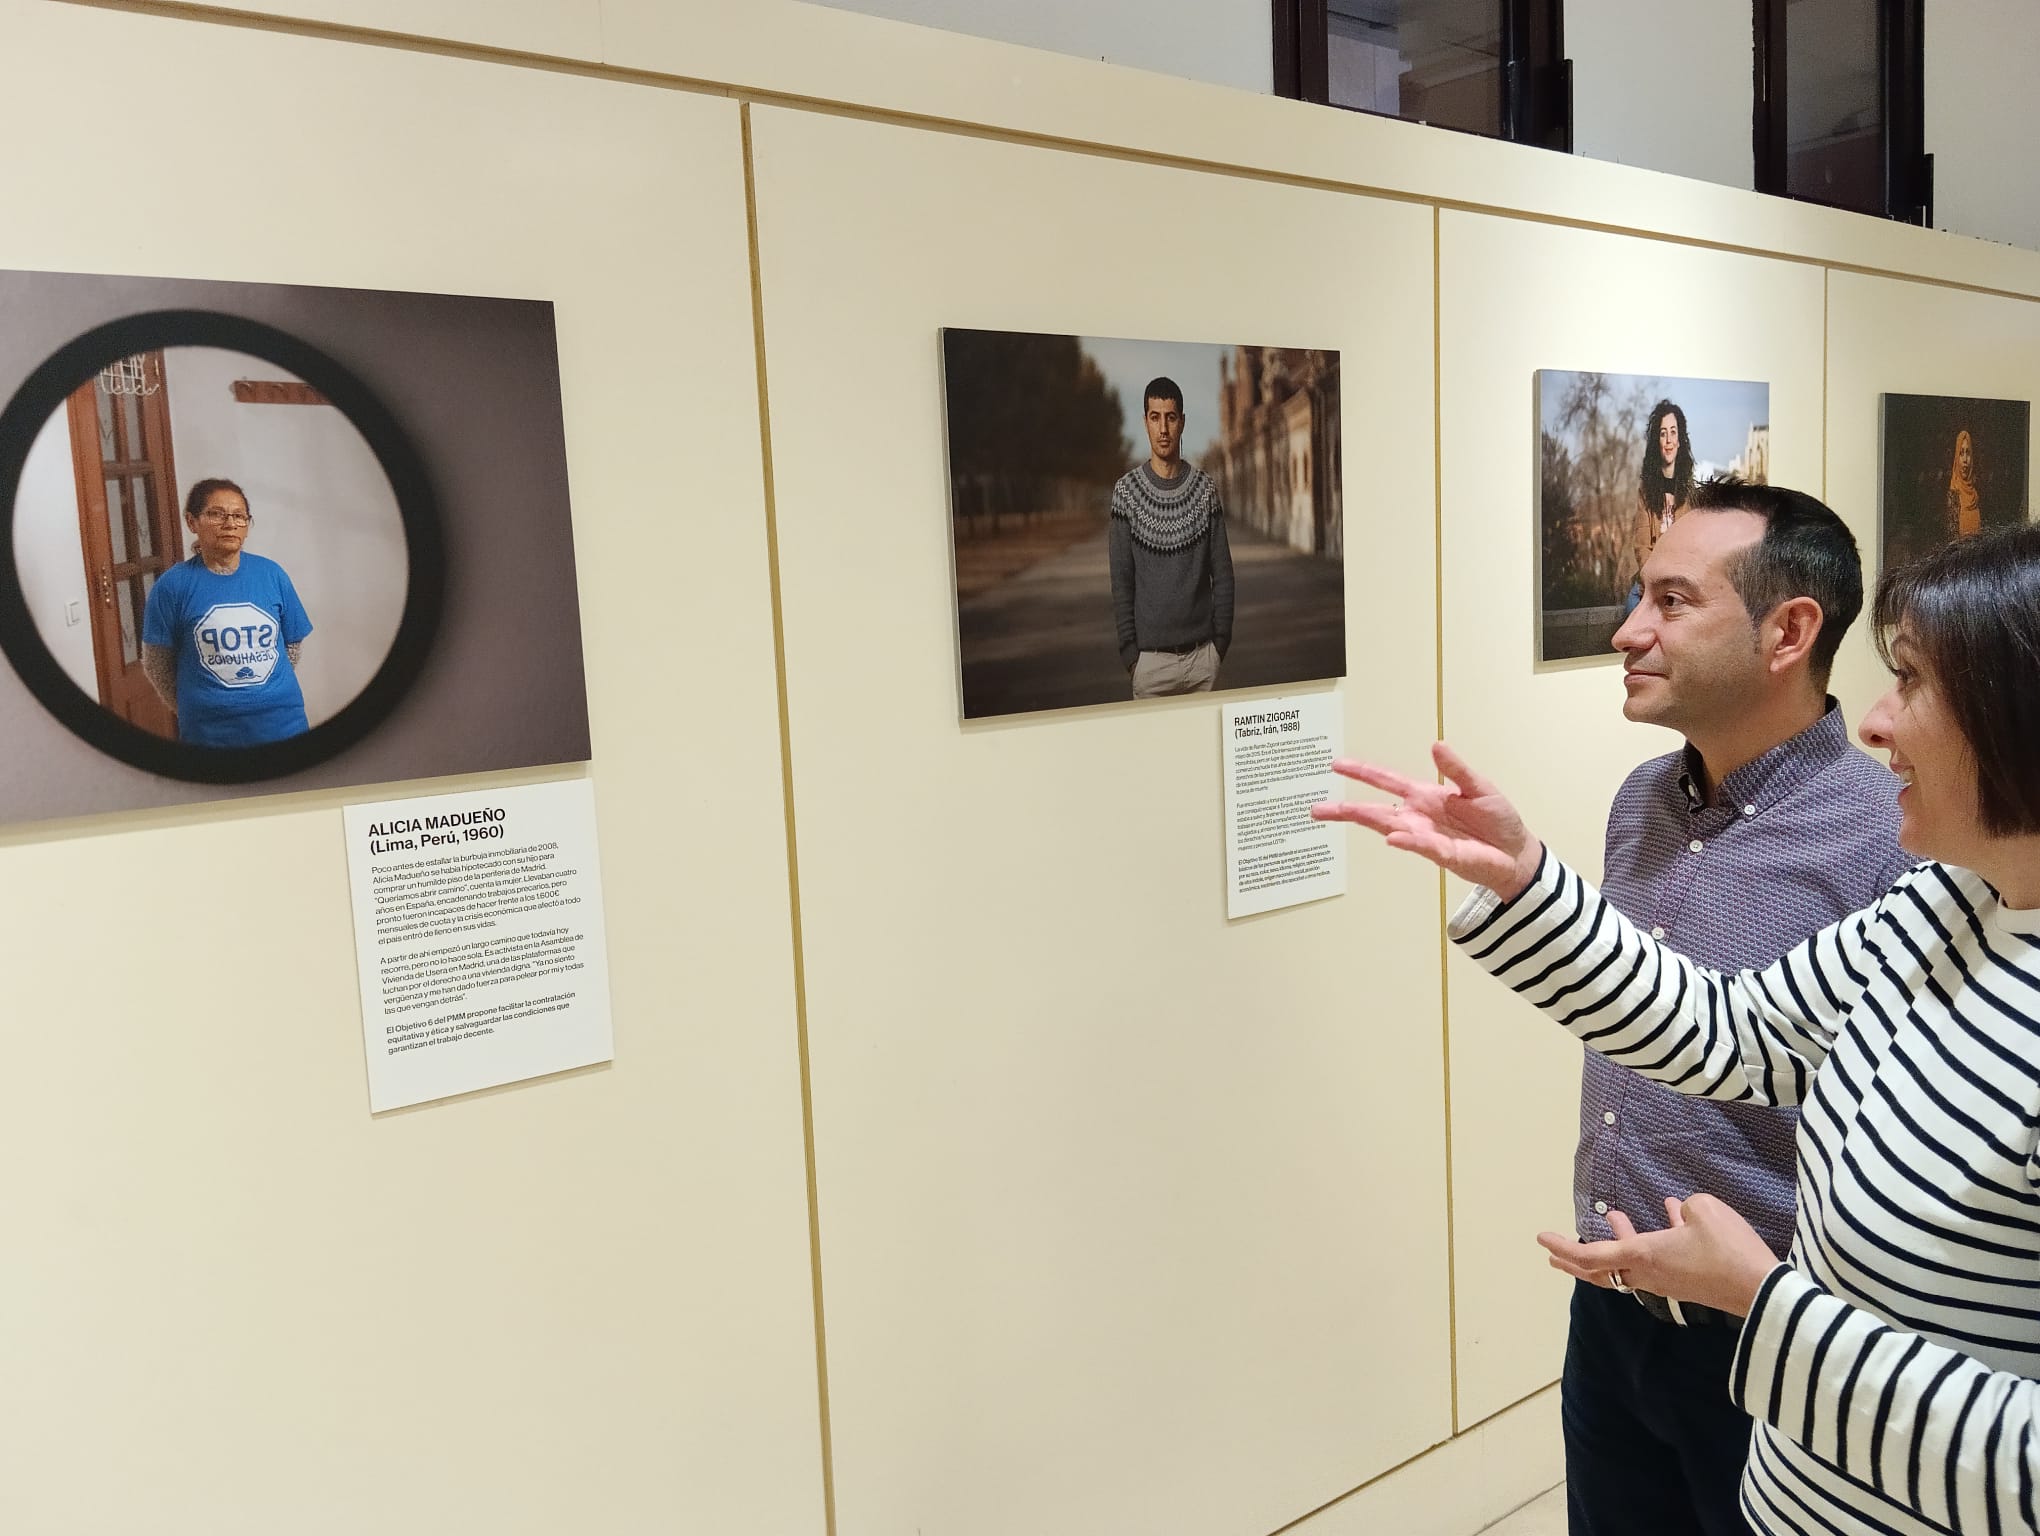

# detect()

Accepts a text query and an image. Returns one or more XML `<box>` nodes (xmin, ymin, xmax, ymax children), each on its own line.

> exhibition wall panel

<box><xmin>0</xmin><ymin>7</ymin><xmax>821</xmax><ymax>1535</ymax></box>
<box><xmin>1436</xmin><ymin>209</ymin><xmax>1828</xmax><ymax>1425</ymax></box>
<box><xmin>14</xmin><ymin>3</ymin><xmax>2040</xmax><ymax>1534</ymax></box>
<box><xmin>1283</xmin><ymin>1386</ymin><xmax>1559</xmax><ymax>1536</ymax></box>
<box><xmin>749</xmin><ymin>104</ymin><xmax>1446</xmax><ymax>1536</ymax></box>
<box><xmin>599</xmin><ymin>0</ymin><xmax>2040</xmax><ymax>300</ymax></box>
<box><xmin>134</xmin><ymin>0</ymin><xmax>606</xmax><ymax>58</ymax></box>
<box><xmin>1824</xmin><ymin>272</ymin><xmax>2040</xmax><ymax>723</ymax></box>
<box><xmin>163</xmin><ymin>0</ymin><xmax>2040</xmax><ymax>293</ymax></box>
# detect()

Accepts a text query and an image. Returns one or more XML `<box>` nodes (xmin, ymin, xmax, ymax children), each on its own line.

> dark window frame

<box><xmin>1753</xmin><ymin>0</ymin><xmax>1931</xmax><ymax>224</ymax></box>
<box><xmin>1271</xmin><ymin>0</ymin><xmax>1571</xmax><ymax>151</ymax></box>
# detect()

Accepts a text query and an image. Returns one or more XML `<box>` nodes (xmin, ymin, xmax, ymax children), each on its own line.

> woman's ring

<box><xmin>1610</xmin><ymin>1270</ymin><xmax>1633</xmax><ymax>1294</ymax></box>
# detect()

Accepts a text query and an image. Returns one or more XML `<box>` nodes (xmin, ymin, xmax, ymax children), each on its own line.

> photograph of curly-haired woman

<box><xmin>1535</xmin><ymin>370</ymin><xmax>1771</xmax><ymax>663</ymax></box>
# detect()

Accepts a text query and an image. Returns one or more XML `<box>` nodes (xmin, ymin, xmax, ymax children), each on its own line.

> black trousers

<box><xmin>1561</xmin><ymin>1280</ymin><xmax>1759</xmax><ymax>1536</ymax></box>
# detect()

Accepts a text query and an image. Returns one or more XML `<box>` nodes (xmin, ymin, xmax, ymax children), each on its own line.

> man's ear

<box><xmin>1765</xmin><ymin>595</ymin><xmax>1825</xmax><ymax>675</ymax></box>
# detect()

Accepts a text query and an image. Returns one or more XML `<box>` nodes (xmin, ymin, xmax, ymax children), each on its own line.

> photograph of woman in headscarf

<box><xmin>1945</xmin><ymin>427</ymin><xmax>1981</xmax><ymax>539</ymax></box>
<box><xmin>1879</xmin><ymin>393</ymin><xmax>2030</xmax><ymax>573</ymax></box>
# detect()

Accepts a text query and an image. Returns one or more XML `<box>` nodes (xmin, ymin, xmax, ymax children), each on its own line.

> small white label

<box><xmin>344</xmin><ymin>779</ymin><xmax>614</xmax><ymax>1113</ymax></box>
<box><xmin>1221</xmin><ymin>691</ymin><xmax>1346</xmax><ymax>919</ymax></box>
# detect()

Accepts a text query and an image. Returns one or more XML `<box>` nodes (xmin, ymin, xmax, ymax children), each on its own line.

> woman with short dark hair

<box><xmin>140</xmin><ymin>477</ymin><xmax>313</xmax><ymax>747</ymax></box>
<box><xmin>1316</xmin><ymin>523</ymin><xmax>2040</xmax><ymax>1536</ymax></box>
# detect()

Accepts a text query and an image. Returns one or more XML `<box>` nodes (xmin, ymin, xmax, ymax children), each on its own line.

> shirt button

<box><xmin>1743</xmin><ymin>804</ymin><xmax>1756</xmax><ymax>817</ymax></box>
<box><xmin>1689</xmin><ymin>839</ymin><xmax>1704</xmax><ymax>853</ymax></box>
<box><xmin>1651</xmin><ymin>925</ymin><xmax>1666</xmax><ymax>939</ymax></box>
<box><xmin>1594</xmin><ymin>1200</ymin><xmax>1609</xmax><ymax>1214</ymax></box>
<box><xmin>1603</xmin><ymin>1111</ymin><xmax>1616</xmax><ymax>1126</ymax></box>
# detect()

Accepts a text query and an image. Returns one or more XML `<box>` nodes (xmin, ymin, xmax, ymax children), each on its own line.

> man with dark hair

<box><xmin>1560</xmin><ymin>477</ymin><xmax>1911</xmax><ymax>1536</ymax></box>
<box><xmin>1108</xmin><ymin>375</ymin><xmax>1234</xmax><ymax>698</ymax></box>
<box><xmin>1698</xmin><ymin>480</ymin><xmax>1866</xmax><ymax>678</ymax></box>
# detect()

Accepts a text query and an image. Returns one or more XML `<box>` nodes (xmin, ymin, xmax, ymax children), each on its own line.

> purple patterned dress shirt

<box><xmin>1574</xmin><ymin>702</ymin><xmax>1911</xmax><ymax>1256</ymax></box>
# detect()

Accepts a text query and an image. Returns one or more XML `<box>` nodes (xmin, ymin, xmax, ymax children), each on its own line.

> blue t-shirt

<box><xmin>141</xmin><ymin>554</ymin><xmax>314</xmax><ymax>748</ymax></box>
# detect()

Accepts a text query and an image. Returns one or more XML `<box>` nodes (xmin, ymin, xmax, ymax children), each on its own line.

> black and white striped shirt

<box><xmin>1454</xmin><ymin>853</ymin><xmax>2040</xmax><ymax>1536</ymax></box>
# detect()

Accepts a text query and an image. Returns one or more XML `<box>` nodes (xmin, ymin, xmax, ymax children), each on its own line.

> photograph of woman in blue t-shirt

<box><xmin>140</xmin><ymin>477</ymin><xmax>313</xmax><ymax>747</ymax></box>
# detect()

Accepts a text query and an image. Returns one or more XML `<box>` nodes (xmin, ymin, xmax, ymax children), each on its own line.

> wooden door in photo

<box><xmin>64</xmin><ymin>353</ymin><xmax>182</xmax><ymax>740</ymax></box>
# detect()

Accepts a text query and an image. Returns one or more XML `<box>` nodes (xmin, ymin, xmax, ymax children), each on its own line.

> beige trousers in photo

<box><xmin>1131</xmin><ymin>640</ymin><xmax>1220</xmax><ymax>699</ymax></box>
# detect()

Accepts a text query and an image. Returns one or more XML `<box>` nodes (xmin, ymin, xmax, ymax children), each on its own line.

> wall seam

<box><xmin>1262</xmin><ymin>1383</ymin><xmax>1561</xmax><ymax>1534</ymax></box>
<box><xmin>1432</xmin><ymin>203</ymin><xmax>1463</xmax><ymax>1435</ymax></box>
<box><xmin>1822</xmin><ymin>268</ymin><xmax>1832</xmax><ymax>500</ymax></box>
<box><xmin>41</xmin><ymin>0</ymin><xmax>2040</xmax><ymax>308</ymax></box>
<box><xmin>739</xmin><ymin>101</ymin><xmax>839</xmax><ymax>1536</ymax></box>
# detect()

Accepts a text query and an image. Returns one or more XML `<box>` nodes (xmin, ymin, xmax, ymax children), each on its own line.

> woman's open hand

<box><xmin>1538</xmin><ymin>1196</ymin><xmax>1782</xmax><ymax>1319</ymax></box>
<box><xmin>1310</xmin><ymin>742</ymin><xmax>1543</xmax><ymax>900</ymax></box>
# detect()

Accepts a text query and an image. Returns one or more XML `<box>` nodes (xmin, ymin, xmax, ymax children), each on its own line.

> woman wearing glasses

<box><xmin>140</xmin><ymin>477</ymin><xmax>313</xmax><ymax>747</ymax></box>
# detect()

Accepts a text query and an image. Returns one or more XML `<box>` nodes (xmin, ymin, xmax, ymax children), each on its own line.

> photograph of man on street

<box><xmin>942</xmin><ymin>328</ymin><xmax>1345</xmax><ymax>719</ymax></box>
<box><xmin>1111</xmin><ymin>376</ymin><xmax>1231</xmax><ymax>699</ymax></box>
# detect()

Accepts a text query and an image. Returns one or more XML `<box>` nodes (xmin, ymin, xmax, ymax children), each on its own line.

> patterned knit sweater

<box><xmin>1107</xmin><ymin>461</ymin><xmax>1234</xmax><ymax>670</ymax></box>
<box><xmin>1453</xmin><ymin>852</ymin><xmax>2040</xmax><ymax>1536</ymax></box>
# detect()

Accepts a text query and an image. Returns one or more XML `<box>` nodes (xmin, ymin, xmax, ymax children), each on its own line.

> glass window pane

<box><xmin>131</xmin><ymin>476</ymin><xmax>153</xmax><ymax>559</ymax></box>
<box><xmin>141</xmin><ymin>569</ymin><xmax>157</xmax><ymax>607</ymax></box>
<box><xmin>1327</xmin><ymin>0</ymin><xmax>1503</xmax><ymax>138</ymax></box>
<box><xmin>118</xmin><ymin>387</ymin><xmax>143</xmax><ymax>465</ymax></box>
<box><xmin>94</xmin><ymin>379</ymin><xmax>117</xmax><ymax>461</ymax></box>
<box><xmin>1785</xmin><ymin>0</ymin><xmax>1882</xmax><ymax>213</ymax></box>
<box><xmin>103</xmin><ymin>478</ymin><xmax>130</xmax><ymax>565</ymax></box>
<box><xmin>117</xmin><ymin>579</ymin><xmax>138</xmax><ymax>666</ymax></box>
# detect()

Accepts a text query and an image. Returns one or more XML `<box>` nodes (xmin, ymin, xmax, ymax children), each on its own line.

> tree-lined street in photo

<box><xmin>944</xmin><ymin>327</ymin><xmax>1345</xmax><ymax>718</ymax></box>
<box><xmin>957</xmin><ymin>516</ymin><xmax>1344</xmax><ymax>717</ymax></box>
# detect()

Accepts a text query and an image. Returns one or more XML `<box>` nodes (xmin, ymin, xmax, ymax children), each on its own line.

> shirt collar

<box><xmin>1676</xmin><ymin>699</ymin><xmax>1852</xmax><ymax>815</ymax></box>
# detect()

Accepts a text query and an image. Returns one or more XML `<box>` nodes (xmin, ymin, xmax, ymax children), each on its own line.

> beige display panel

<box><xmin>0</xmin><ymin>8</ymin><xmax>821</xmax><ymax>1535</ymax></box>
<box><xmin>155</xmin><ymin>3</ymin><xmax>2040</xmax><ymax>294</ymax></box>
<box><xmin>750</xmin><ymin>105</ymin><xmax>1446</xmax><ymax>1536</ymax></box>
<box><xmin>1824</xmin><ymin>270</ymin><xmax>2040</xmax><ymax>723</ymax></box>
<box><xmin>590</xmin><ymin>0</ymin><xmax>2039</xmax><ymax>300</ymax></box>
<box><xmin>143</xmin><ymin>0</ymin><xmax>603</xmax><ymax>57</ymax></box>
<box><xmin>1283</xmin><ymin>1388</ymin><xmax>1559</xmax><ymax>1536</ymax></box>
<box><xmin>1436</xmin><ymin>209</ymin><xmax>1827</xmax><ymax>1425</ymax></box>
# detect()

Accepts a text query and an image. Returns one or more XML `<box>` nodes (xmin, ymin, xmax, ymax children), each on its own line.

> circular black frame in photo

<box><xmin>0</xmin><ymin>310</ymin><xmax>444</xmax><ymax>784</ymax></box>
